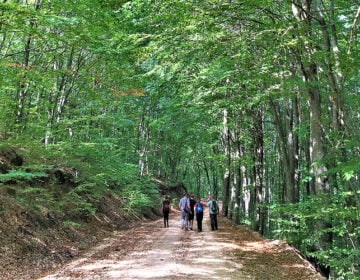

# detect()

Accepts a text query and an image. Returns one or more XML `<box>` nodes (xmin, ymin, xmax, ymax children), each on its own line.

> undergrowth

<box><xmin>1</xmin><ymin>139</ymin><xmax>161</xmax><ymax>227</ymax></box>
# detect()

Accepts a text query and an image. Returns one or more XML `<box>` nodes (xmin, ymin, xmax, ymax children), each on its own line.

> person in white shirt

<box><xmin>178</xmin><ymin>193</ymin><xmax>190</xmax><ymax>230</ymax></box>
<box><xmin>207</xmin><ymin>195</ymin><xmax>219</xmax><ymax>230</ymax></box>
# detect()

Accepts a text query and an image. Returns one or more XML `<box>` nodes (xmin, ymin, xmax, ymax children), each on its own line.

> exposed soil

<box><xmin>36</xmin><ymin>207</ymin><xmax>325</xmax><ymax>280</ymax></box>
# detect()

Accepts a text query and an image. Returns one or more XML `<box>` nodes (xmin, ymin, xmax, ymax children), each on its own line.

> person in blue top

<box><xmin>194</xmin><ymin>197</ymin><xmax>204</xmax><ymax>232</ymax></box>
<box><xmin>207</xmin><ymin>195</ymin><xmax>219</xmax><ymax>230</ymax></box>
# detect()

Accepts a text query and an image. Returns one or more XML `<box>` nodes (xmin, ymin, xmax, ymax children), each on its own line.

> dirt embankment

<box><xmin>0</xmin><ymin>147</ymin><xmax>147</xmax><ymax>280</ymax></box>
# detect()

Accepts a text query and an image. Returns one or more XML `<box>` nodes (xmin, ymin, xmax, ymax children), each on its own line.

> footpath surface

<box><xmin>38</xmin><ymin>208</ymin><xmax>325</xmax><ymax>280</ymax></box>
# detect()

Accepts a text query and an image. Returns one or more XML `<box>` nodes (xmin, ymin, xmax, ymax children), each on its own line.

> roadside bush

<box><xmin>272</xmin><ymin>193</ymin><xmax>360</xmax><ymax>279</ymax></box>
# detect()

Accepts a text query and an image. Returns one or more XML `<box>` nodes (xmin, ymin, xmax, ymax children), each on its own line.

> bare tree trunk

<box><xmin>229</xmin><ymin>135</ymin><xmax>241</xmax><ymax>223</ymax></box>
<box><xmin>16</xmin><ymin>0</ymin><xmax>42</xmax><ymax>126</ymax></box>
<box><xmin>203</xmin><ymin>160</ymin><xmax>212</xmax><ymax>195</ymax></box>
<box><xmin>212</xmin><ymin>171</ymin><xmax>219</xmax><ymax>199</ymax></box>
<box><xmin>16</xmin><ymin>36</ymin><xmax>31</xmax><ymax>125</ymax></box>
<box><xmin>195</xmin><ymin>163</ymin><xmax>201</xmax><ymax>198</ymax></box>
<box><xmin>241</xmin><ymin>163</ymin><xmax>251</xmax><ymax>219</ymax></box>
<box><xmin>251</xmin><ymin>108</ymin><xmax>265</xmax><ymax>234</ymax></box>
<box><xmin>315</xmin><ymin>0</ymin><xmax>345</xmax><ymax>135</ymax></box>
<box><xmin>292</xmin><ymin>0</ymin><xmax>330</xmax><ymax>252</ymax></box>
<box><xmin>221</xmin><ymin>109</ymin><xmax>231</xmax><ymax>216</ymax></box>
<box><xmin>138</xmin><ymin>112</ymin><xmax>148</xmax><ymax>176</ymax></box>
<box><xmin>269</xmin><ymin>98</ymin><xmax>299</xmax><ymax>203</ymax></box>
<box><xmin>232</xmin><ymin>165</ymin><xmax>241</xmax><ymax>224</ymax></box>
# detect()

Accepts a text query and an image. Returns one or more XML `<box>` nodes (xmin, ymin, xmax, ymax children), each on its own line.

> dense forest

<box><xmin>0</xmin><ymin>0</ymin><xmax>359</xmax><ymax>279</ymax></box>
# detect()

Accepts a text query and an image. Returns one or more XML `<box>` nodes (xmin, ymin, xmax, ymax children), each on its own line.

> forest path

<box><xmin>38</xmin><ymin>208</ymin><xmax>325</xmax><ymax>280</ymax></box>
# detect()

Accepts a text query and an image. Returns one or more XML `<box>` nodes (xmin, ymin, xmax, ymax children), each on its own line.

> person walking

<box><xmin>179</xmin><ymin>193</ymin><xmax>191</xmax><ymax>230</ymax></box>
<box><xmin>207</xmin><ymin>195</ymin><xmax>219</xmax><ymax>230</ymax></box>
<box><xmin>162</xmin><ymin>195</ymin><xmax>171</xmax><ymax>228</ymax></box>
<box><xmin>195</xmin><ymin>197</ymin><xmax>204</xmax><ymax>232</ymax></box>
<box><xmin>188</xmin><ymin>194</ymin><xmax>196</xmax><ymax>230</ymax></box>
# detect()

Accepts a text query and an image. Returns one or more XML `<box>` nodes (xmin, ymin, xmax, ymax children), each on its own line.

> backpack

<box><xmin>184</xmin><ymin>201</ymin><xmax>190</xmax><ymax>213</ymax></box>
<box><xmin>195</xmin><ymin>202</ymin><xmax>203</xmax><ymax>214</ymax></box>
<box><xmin>163</xmin><ymin>201</ymin><xmax>170</xmax><ymax>212</ymax></box>
<box><xmin>211</xmin><ymin>200</ymin><xmax>217</xmax><ymax>213</ymax></box>
<box><xmin>182</xmin><ymin>197</ymin><xmax>190</xmax><ymax>213</ymax></box>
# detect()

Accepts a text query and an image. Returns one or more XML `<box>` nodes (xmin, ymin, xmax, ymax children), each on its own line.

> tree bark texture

<box><xmin>221</xmin><ymin>109</ymin><xmax>231</xmax><ymax>217</ymax></box>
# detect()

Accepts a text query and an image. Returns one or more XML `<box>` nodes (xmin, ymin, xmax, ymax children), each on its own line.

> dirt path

<box><xmin>38</xmin><ymin>208</ymin><xmax>325</xmax><ymax>280</ymax></box>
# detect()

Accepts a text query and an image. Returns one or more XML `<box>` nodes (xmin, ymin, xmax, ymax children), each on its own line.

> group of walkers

<box><xmin>161</xmin><ymin>192</ymin><xmax>219</xmax><ymax>232</ymax></box>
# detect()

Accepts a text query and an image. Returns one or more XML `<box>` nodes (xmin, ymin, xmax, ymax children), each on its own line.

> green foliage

<box><xmin>121</xmin><ymin>179</ymin><xmax>159</xmax><ymax>219</ymax></box>
<box><xmin>63</xmin><ymin>220</ymin><xmax>81</xmax><ymax>229</ymax></box>
<box><xmin>272</xmin><ymin>193</ymin><xmax>360</xmax><ymax>278</ymax></box>
<box><xmin>71</xmin><ymin>182</ymin><xmax>105</xmax><ymax>200</ymax></box>
<box><xmin>70</xmin><ymin>140</ymin><xmax>139</xmax><ymax>186</ymax></box>
<box><xmin>16</xmin><ymin>187</ymin><xmax>55</xmax><ymax>211</ymax></box>
<box><xmin>0</xmin><ymin>170</ymin><xmax>48</xmax><ymax>184</ymax></box>
<box><xmin>60</xmin><ymin>190</ymin><xmax>96</xmax><ymax>221</ymax></box>
<box><xmin>0</xmin><ymin>90</ymin><xmax>15</xmax><ymax>136</ymax></box>
<box><xmin>46</xmin><ymin>138</ymin><xmax>159</xmax><ymax>220</ymax></box>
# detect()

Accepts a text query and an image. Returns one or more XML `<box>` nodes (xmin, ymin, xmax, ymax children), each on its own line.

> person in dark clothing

<box><xmin>195</xmin><ymin>197</ymin><xmax>204</xmax><ymax>232</ymax></box>
<box><xmin>162</xmin><ymin>195</ymin><xmax>171</xmax><ymax>228</ymax></box>
<box><xmin>188</xmin><ymin>194</ymin><xmax>196</xmax><ymax>230</ymax></box>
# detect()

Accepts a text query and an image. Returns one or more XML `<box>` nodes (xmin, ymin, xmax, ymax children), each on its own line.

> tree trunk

<box><xmin>229</xmin><ymin>136</ymin><xmax>242</xmax><ymax>223</ymax></box>
<box><xmin>16</xmin><ymin>0</ymin><xmax>42</xmax><ymax>126</ymax></box>
<box><xmin>221</xmin><ymin>109</ymin><xmax>231</xmax><ymax>217</ymax></box>
<box><xmin>241</xmin><ymin>164</ymin><xmax>251</xmax><ymax>219</ymax></box>
<box><xmin>138</xmin><ymin>112</ymin><xmax>149</xmax><ymax>176</ymax></box>
<box><xmin>252</xmin><ymin>108</ymin><xmax>265</xmax><ymax>234</ymax></box>
<box><xmin>269</xmin><ymin>98</ymin><xmax>299</xmax><ymax>203</ymax></box>
<box><xmin>292</xmin><ymin>0</ymin><xmax>330</xmax><ymax>252</ymax></box>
